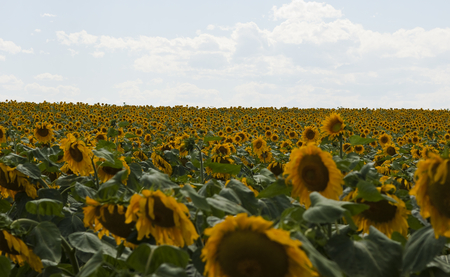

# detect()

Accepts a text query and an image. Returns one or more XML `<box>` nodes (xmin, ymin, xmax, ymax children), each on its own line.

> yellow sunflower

<box><xmin>321</xmin><ymin>113</ymin><xmax>345</xmax><ymax>137</ymax></box>
<box><xmin>83</xmin><ymin>197</ymin><xmax>136</xmax><ymax>247</ymax></box>
<box><xmin>60</xmin><ymin>133</ymin><xmax>93</xmax><ymax>176</ymax></box>
<box><xmin>354</xmin><ymin>145</ymin><xmax>364</xmax><ymax>154</ymax></box>
<box><xmin>252</xmin><ymin>136</ymin><xmax>267</xmax><ymax>156</ymax></box>
<box><xmin>383</xmin><ymin>143</ymin><xmax>399</xmax><ymax>157</ymax></box>
<box><xmin>378</xmin><ymin>133</ymin><xmax>392</xmax><ymax>147</ymax></box>
<box><xmin>284</xmin><ymin>144</ymin><xmax>343</xmax><ymax>208</ymax></box>
<box><xmin>267</xmin><ymin>161</ymin><xmax>285</xmax><ymax>177</ymax></box>
<box><xmin>124</xmin><ymin>190</ymin><xmax>198</xmax><ymax>246</ymax></box>
<box><xmin>0</xmin><ymin>125</ymin><xmax>6</xmax><ymax>143</ymax></box>
<box><xmin>0</xmin><ymin>229</ymin><xmax>43</xmax><ymax>272</ymax></box>
<box><xmin>202</xmin><ymin>213</ymin><xmax>316</xmax><ymax>277</ymax></box>
<box><xmin>343</xmin><ymin>143</ymin><xmax>353</xmax><ymax>154</ymax></box>
<box><xmin>259</xmin><ymin>148</ymin><xmax>273</xmax><ymax>163</ymax></box>
<box><xmin>0</xmin><ymin>163</ymin><xmax>38</xmax><ymax>199</ymax></box>
<box><xmin>302</xmin><ymin>126</ymin><xmax>320</xmax><ymax>144</ymax></box>
<box><xmin>212</xmin><ymin>143</ymin><xmax>232</xmax><ymax>157</ymax></box>
<box><xmin>151</xmin><ymin>152</ymin><xmax>173</xmax><ymax>176</ymax></box>
<box><xmin>410</xmin><ymin>154</ymin><xmax>450</xmax><ymax>238</ymax></box>
<box><xmin>96</xmin><ymin>156</ymin><xmax>130</xmax><ymax>183</ymax></box>
<box><xmin>346</xmin><ymin>184</ymin><xmax>409</xmax><ymax>238</ymax></box>
<box><xmin>34</xmin><ymin>121</ymin><xmax>54</xmax><ymax>144</ymax></box>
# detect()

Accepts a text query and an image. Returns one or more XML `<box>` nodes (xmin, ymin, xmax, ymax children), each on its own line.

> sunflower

<box><xmin>34</xmin><ymin>121</ymin><xmax>53</xmax><ymax>144</ymax></box>
<box><xmin>252</xmin><ymin>136</ymin><xmax>267</xmax><ymax>156</ymax></box>
<box><xmin>60</xmin><ymin>133</ymin><xmax>93</xmax><ymax>176</ymax></box>
<box><xmin>410</xmin><ymin>154</ymin><xmax>450</xmax><ymax>238</ymax></box>
<box><xmin>267</xmin><ymin>161</ymin><xmax>285</xmax><ymax>177</ymax></box>
<box><xmin>202</xmin><ymin>213</ymin><xmax>316</xmax><ymax>277</ymax></box>
<box><xmin>124</xmin><ymin>189</ymin><xmax>198</xmax><ymax>246</ymax></box>
<box><xmin>354</xmin><ymin>145</ymin><xmax>364</xmax><ymax>154</ymax></box>
<box><xmin>302</xmin><ymin>126</ymin><xmax>320</xmax><ymax>143</ymax></box>
<box><xmin>284</xmin><ymin>144</ymin><xmax>343</xmax><ymax>208</ymax></box>
<box><xmin>95</xmin><ymin>132</ymin><xmax>107</xmax><ymax>142</ymax></box>
<box><xmin>133</xmin><ymin>150</ymin><xmax>148</xmax><ymax>161</ymax></box>
<box><xmin>96</xmin><ymin>156</ymin><xmax>130</xmax><ymax>183</ymax></box>
<box><xmin>321</xmin><ymin>113</ymin><xmax>345</xmax><ymax>137</ymax></box>
<box><xmin>83</xmin><ymin>197</ymin><xmax>136</xmax><ymax>247</ymax></box>
<box><xmin>259</xmin><ymin>148</ymin><xmax>273</xmax><ymax>163</ymax></box>
<box><xmin>212</xmin><ymin>143</ymin><xmax>232</xmax><ymax>157</ymax></box>
<box><xmin>0</xmin><ymin>125</ymin><xmax>6</xmax><ymax>143</ymax></box>
<box><xmin>151</xmin><ymin>152</ymin><xmax>173</xmax><ymax>176</ymax></box>
<box><xmin>0</xmin><ymin>163</ymin><xmax>38</xmax><ymax>199</ymax></box>
<box><xmin>378</xmin><ymin>134</ymin><xmax>391</xmax><ymax>147</ymax></box>
<box><xmin>0</xmin><ymin>229</ymin><xmax>43</xmax><ymax>272</ymax></box>
<box><xmin>343</xmin><ymin>143</ymin><xmax>353</xmax><ymax>154</ymax></box>
<box><xmin>383</xmin><ymin>143</ymin><xmax>399</xmax><ymax>157</ymax></box>
<box><xmin>346</xmin><ymin>184</ymin><xmax>409</xmax><ymax>238</ymax></box>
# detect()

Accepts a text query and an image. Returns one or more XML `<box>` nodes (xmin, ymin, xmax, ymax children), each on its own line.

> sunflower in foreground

<box><xmin>34</xmin><ymin>121</ymin><xmax>54</xmax><ymax>144</ymax></box>
<box><xmin>345</xmin><ymin>183</ymin><xmax>409</xmax><ymax>238</ymax></box>
<box><xmin>321</xmin><ymin>113</ymin><xmax>345</xmax><ymax>137</ymax></box>
<box><xmin>0</xmin><ymin>163</ymin><xmax>38</xmax><ymax>199</ymax></box>
<box><xmin>0</xmin><ymin>125</ymin><xmax>7</xmax><ymax>143</ymax></box>
<box><xmin>202</xmin><ymin>213</ymin><xmax>316</xmax><ymax>277</ymax></box>
<box><xmin>284</xmin><ymin>144</ymin><xmax>343</xmax><ymax>207</ymax></box>
<box><xmin>0</xmin><ymin>229</ymin><xmax>43</xmax><ymax>272</ymax></box>
<box><xmin>125</xmin><ymin>189</ymin><xmax>198</xmax><ymax>246</ymax></box>
<box><xmin>411</xmin><ymin>154</ymin><xmax>450</xmax><ymax>238</ymax></box>
<box><xmin>83</xmin><ymin>197</ymin><xmax>136</xmax><ymax>247</ymax></box>
<box><xmin>60</xmin><ymin>133</ymin><xmax>93</xmax><ymax>176</ymax></box>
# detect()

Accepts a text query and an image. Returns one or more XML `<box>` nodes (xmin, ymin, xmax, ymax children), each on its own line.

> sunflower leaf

<box><xmin>257</xmin><ymin>178</ymin><xmax>291</xmax><ymax>198</ymax></box>
<box><xmin>118</xmin><ymin>121</ymin><xmax>129</xmax><ymax>127</ymax></box>
<box><xmin>0</xmin><ymin>256</ymin><xmax>11</xmax><ymax>276</ymax></box>
<box><xmin>77</xmin><ymin>249</ymin><xmax>104</xmax><ymax>277</ymax></box>
<box><xmin>206</xmin><ymin>194</ymin><xmax>249</xmax><ymax>215</ymax></box>
<box><xmin>226</xmin><ymin>179</ymin><xmax>259</xmax><ymax>215</ymax></box>
<box><xmin>26</xmin><ymin>199</ymin><xmax>65</xmax><ymax>217</ymax></box>
<box><xmin>180</xmin><ymin>184</ymin><xmax>211</xmax><ymax>212</ymax></box>
<box><xmin>68</xmin><ymin>232</ymin><xmax>104</xmax><ymax>254</ymax></box>
<box><xmin>203</xmin><ymin>136</ymin><xmax>223</xmax><ymax>142</ymax></box>
<box><xmin>16</xmin><ymin>162</ymin><xmax>42</xmax><ymax>179</ymax></box>
<box><xmin>27</xmin><ymin>221</ymin><xmax>62</xmax><ymax>263</ymax></box>
<box><xmin>93</xmin><ymin>148</ymin><xmax>116</xmax><ymax>164</ymax></box>
<box><xmin>148</xmin><ymin>245</ymin><xmax>189</xmax><ymax>274</ymax></box>
<box><xmin>349</xmin><ymin>135</ymin><xmax>376</xmax><ymax>146</ymax></box>
<box><xmin>126</xmin><ymin>243</ymin><xmax>152</xmax><ymax>273</ymax></box>
<box><xmin>355</xmin><ymin>180</ymin><xmax>384</xmax><ymax>202</ymax></box>
<box><xmin>204</xmin><ymin>162</ymin><xmax>241</xmax><ymax>175</ymax></box>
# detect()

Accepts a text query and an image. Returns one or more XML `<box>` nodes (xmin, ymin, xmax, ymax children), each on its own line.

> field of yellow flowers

<box><xmin>0</xmin><ymin>100</ymin><xmax>449</xmax><ymax>277</ymax></box>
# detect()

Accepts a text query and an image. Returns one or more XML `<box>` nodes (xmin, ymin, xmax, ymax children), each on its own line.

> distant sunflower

<box><xmin>60</xmin><ymin>133</ymin><xmax>93</xmax><ymax>176</ymax></box>
<box><xmin>34</xmin><ymin>122</ymin><xmax>53</xmax><ymax>144</ymax></box>
<box><xmin>378</xmin><ymin>134</ymin><xmax>391</xmax><ymax>147</ymax></box>
<box><xmin>321</xmin><ymin>113</ymin><xmax>345</xmax><ymax>137</ymax></box>
<box><xmin>343</xmin><ymin>143</ymin><xmax>353</xmax><ymax>154</ymax></box>
<box><xmin>202</xmin><ymin>213</ymin><xmax>316</xmax><ymax>277</ymax></box>
<box><xmin>411</xmin><ymin>154</ymin><xmax>450</xmax><ymax>238</ymax></box>
<box><xmin>212</xmin><ymin>143</ymin><xmax>232</xmax><ymax>157</ymax></box>
<box><xmin>383</xmin><ymin>143</ymin><xmax>399</xmax><ymax>157</ymax></box>
<box><xmin>125</xmin><ymin>189</ymin><xmax>198</xmax><ymax>246</ymax></box>
<box><xmin>96</xmin><ymin>156</ymin><xmax>130</xmax><ymax>183</ymax></box>
<box><xmin>0</xmin><ymin>229</ymin><xmax>43</xmax><ymax>272</ymax></box>
<box><xmin>302</xmin><ymin>126</ymin><xmax>320</xmax><ymax>143</ymax></box>
<box><xmin>95</xmin><ymin>132</ymin><xmax>107</xmax><ymax>142</ymax></box>
<box><xmin>354</xmin><ymin>145</ymin><xmax>364</xmax><ymax>154</ymax></box>
<box><xmin>83</xmin><ymin>197</ymin><xmax>136</xmax><ymax>247</ymax></box>
<box><xmin>252</xmin><ymin>136</ymin><xmax>267</xmax><ymax>156</ymax></box>
<box><xmin>284</xmin><ymin>144</ymin><xmax>343</xmax><ymax>207</ymax></box>
<box><xmin>151</xmin><ymin>152</ymin><xmax>173</xmax><ymax>176</ymax></box>
<box><xmin>0</xmin><ymin>125</ymin><xmax>6</xmax><ymax>143</ymax></box>
<box><xmin>0</xmin><ymin>163</ymin><xmax>38</xmax><ymax>199</ymax></box>
<box><xmin>267</xmin><ymin>161</ymin><xmax>285</xmax><ymax>177</ymax></box>
<box><xmin>259</xmin><ymin>148</ymin><xmax>273</xmax><ymax>163</ymax></box>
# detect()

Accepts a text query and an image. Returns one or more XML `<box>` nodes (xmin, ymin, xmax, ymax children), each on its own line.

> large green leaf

<box><xmin>126</xmin><ymin>243</ymin><xmax>152</xmax><ymax>273</ymax></box>
<box><xmin>0</xmin><ymin>199</ymin><xmax>11</xmax><ymax>213</ymax></box>
<box><xmin>326</xmin><ymin>226</ymin><xmax>402</xmax><ymax>277</ymax></box>
<box><xmin>204</xmin><ymin>162</ymin><xmax>241</xmax><ymax>175</ymax></box>
<box><xmin>92</xmin><ymin>148</ymin><xmax>116</xmax><ymax>164</ymax></box>
<box><xmin>206</xmin><ymin>195</ymin><xmax>248</xmax><ymax>215</ymax></box>
<box><xmin>257</xmin><ymin>179</ymin><xmax>291</xmax><ymax>198</ymax></box>
<box><xmin>258</xmin><ymin>195</ymin><xmax>293</xmax><ymax>221</ymax></box>
<box><xmin>203</xmin><ymin>136</ymin><xmax>223</xmax><ymax>142</ymax></box>
<box><xmin>148</xmin><ymin>245</ymin><xmax>189</xmax><ymax>274</ymax></box>
<box><xmin>180</xmin><ymin>184</ymin><xmax>211</xmax><ymax>212</ymax></box>
<box><xmin>68</xmin><ymin>232</ymin><xmax>103</xmax><ymax>254</ymax></box>
<box><xmin>27</xmin><ymin>221</ymin><xmax>62</xmax><ymax>263</ymax></box>
<box><xmin>303</xmin><ymin>192</ymin><xmax>368</xmax><ymax>224</ymax></box>
<box><xmin>402</xmin><ymin>225</ymin><xmax>447</xmax><ymax>274</ymax></box>
<box><xmin>16</xmin><ymin>162</ymin><xmax>42</xmax><ymax>179</ymax></box>
<box><xmin>140</xmin><ymin>169</ymin><xmax>179</xmax><ymax>190</ymax></box>
<box><xmin>26</xmin><ymin>199</ymin><xmax>64</xmax><ymax>217</ymax></box>
<box><xmin>0</xmin><ymin>256</ymin><xmax>11</xmax><ymax>276</ymax></box>
<box><xmin>78</xmin><ymin>249</ymin><xmax>104</xmax><ymax>277</ymax></box>
<box><xmin>226</xmin><ymin>179</ymin><xmax>259</xmax><ymax>215</ymax></box>
<box><xmin>57</xmin><ymin>214</ymin><xmax>85</xmax><ymax>238</ymax></box>
<box><xmin>349</xmin><ymin>135</ymin><xmax>376</xmax><ymax>146</ymax></box>
<box><xmin>154</xmin><ymin>263</ymin><xmax>188</xmax><ymax>277</ymax></box>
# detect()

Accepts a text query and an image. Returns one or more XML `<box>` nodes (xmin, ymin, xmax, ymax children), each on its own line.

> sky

<box><xmin>1</xmin><ymin>0</ymin><xmax>450</xmax><ymax>108</ymax></box>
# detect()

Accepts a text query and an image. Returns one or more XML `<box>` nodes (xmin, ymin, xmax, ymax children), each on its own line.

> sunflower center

<box><xmin>387</xmin><ymin>147</ymin><xmax>396</xmax><ymax>156</ymax></box>
<box><xmin>380</xmin><ymin>137</ymin><xmax>388</xmax><ymax>144</ymax></box>
<box><xmin>331</xmin><ymin>121</ymin><xmax>342</xmax><ymax>133</ymax></box>
<box><xmin>102</xmin><ymin>166</ymin><xmax>122</xmax><ymax>176</ymax></box>
<box><xmin>0</xmin><ymin>232</ymin><xmax>20</xmax><ymax>255</ymax></box>
<box><xmin>37</xmin><ymin>127</ymin><xmax>49</xmax><ymax>137</ymax></box>
<box><xmin>269</xmin><ymin>163</ymin><xmax>284</xmax><ymax>176</ymax></box>
<box><xmin>217</xmin><ymin>230</ymin><xmax>289</xmax><ymax>277</ymax></box>
<box><xmin>97</xmin><ymin>206</ymin><xmax>135</xmax><ymax>238</ymax></box>
<box><xmin>428</xmin><ymin>163</ymin><xmax>450</xmax><ymax>218</ymax></box>
<box><xmin>355</xmin><ymin>146</ymin><xmax>363</xmax><ymax>152</ymax></box>
<box><xmin>360</xmin><ymin>200</ymin><xmax>397</xmax><ymax>223</ymax></box>
<box><xmin>218</xmin><ymin>146</ymin><xmax>229</xmax><ymax>155</ymax></box>
<box><xmin>299</xmin><ymin>154</ymin><xmax>329</xmax><ymax>192</ymax></box>
<box><xmin>255</xmin><ymin>141</ymin><xmax>263</xmax><ymax>149</ymax></box>
<box><xmin>69</xmin><ymin>145</ymin><xmax>84</xmax><ymax>162</ymax></box>
<box><xmin>305</xmin><ymin>129</ymin><xmax>316</xmax><ymax>140</ymax></box>
<box><xmin>151</xmin><ymin>197</ymin><xmax>176</xmax><ymax>228</ymax></box>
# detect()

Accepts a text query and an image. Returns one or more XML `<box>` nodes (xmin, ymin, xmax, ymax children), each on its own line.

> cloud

<box><xmin>34</xmin><ymin>73</ymin><xmax>64</xmax><ymax>81</ymax></box>
<box><xmin>56</xmin><ymin>30</ymin><xmax>98</xmax><ymax>45</ymax></box>
<box><xmin>22</xmin><ymin>48</ymin><xmax>34</xmax><ymax>54</ymax></box>
<box><xmin>0</xmin><ymin>38</ymin><xmax>22</xmax><ymax>54</ymax></box>
<box><xmin>90</xmin><ymin>51</ymin><xmax>104</xmax><ymax>58</ymax></box>
<box><xmin>271</xmin><ymin>0</ymin><xmax>342</xmax><ymax>22</ymax></box>
<box><xmin>35</xmin><ymin>29</ymin><xmax>41</xmax><ymax>33</ymax></box>
<box><xmin>68</xmin><ymin>48</ymin><xmax>79</xmax><ymax>56</ymax></box>
<box><xmin>24</xmin><ymin>83</ymin><xmax>80</xmax><ymax>97</ymax></box>
<box><xmin>207</xmin><ymin>24</ymin><xmax>215</xmax><ymax>30</ymax></box>
<box><xmin>0</xmin><ymin>75</ymin><xmax>24</xmax><ymax>90</ymax></box>
<box><xmin>41</xmin><ymin>13</ymin><xmax>56</xmax><ymax>17</ymax></box>
<box><xmin>0</xmin><ymin>55</ymin><xmax>5</xmax><ymax>61</ymax></box>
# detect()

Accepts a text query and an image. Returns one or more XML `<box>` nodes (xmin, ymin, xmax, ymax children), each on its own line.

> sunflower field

<box><xmin>0</xmin><ymin>100</ymin><xmax>450</xmax><ymax>277</ymax></box>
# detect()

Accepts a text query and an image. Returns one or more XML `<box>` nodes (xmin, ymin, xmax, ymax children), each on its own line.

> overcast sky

<box><xmin>1</xmin><ymin>0</ymin><xmax>450</xmax><ymax>108</ymax></box>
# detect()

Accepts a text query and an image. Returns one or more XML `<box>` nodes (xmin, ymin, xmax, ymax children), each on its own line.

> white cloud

<box><xmin>41</xmin><ymin>13</ymin><xmax>56</xmax><ymax>17</ymax></box>
<box><xmin>90</xmin><ymin>51</ymin><xmax>104</xmax><ymax>58</ymax></box>
<box><xmin>56</xmin><ymin>30</ymin><xmax>98</xmax><ymax>45</ymax></box>
<box><xmin>25</xmin><ymin>83</ymin><xmax>80</xmax><ymax>96</ymax></box>
<box><xmin>68</xmin><ymin>48</ymin><xmax>79</xmax><ymax>56</ymax></box>
<box><xmin>134</xmin><ymin>55</ymin><xmax>188</xmax><ymax>74</ymax></box>
<box><xmin>0</xmin><ymin>75</ymin><xmax>24</xmax><ymax>90</ymax></box>
<box><xmin>34</xmin><ymin>73</ymin><xmax>64</xmax><ymax>81</ymax></box>
<box><xmin>0</xmin><ymin>38</ymin><xmax>22</xmax><ymax>54</ymax></box>
<box><xmin>207</xmin><ymin>24</ymin><xmax>215</xmax><ymax>30</ymax></box>
<box><xmin>0</xmin><ymin>55</ymin><xmax>5</xmax><ymax>61</ymax></box>
<box><xmin>271</xmin><ymin>0</ymin><xmax>342</xmax><ymax>22</ymax></box>
<box><xmin>22</xmin><ymin>48</ymin><xmax>34</xmax><ymax>54</ymax></box>
<box><xmin>35</xmin><ymin>29</ymin><xmax>41</xmax><ymax>33</ymax></box>
<box><xmin>149</xmin><ymin>78</ymin><xmax>163</xmax><ymax>84</ymax></box>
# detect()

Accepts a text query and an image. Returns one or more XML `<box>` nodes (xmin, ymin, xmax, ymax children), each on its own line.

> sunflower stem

<box><xmin>335</xmin><ymin>221</ymin><xmax>340</xmax><ymax>235</ymax></box>
<box><xmin>339</xmin><ymin>134</ymin><xmax>343</xmax><ymax>159</ymax></box>
<box><xmin>91</xmin><ymin>157</ymin><xmax>99</xmax><ymax>189</ymax></box>
<box><xmin>143</xmin><ymin>247</ymin><xmax>154</xmax><ymax>276</ymax></box>
<box><xmin>195</xmin><ymin>145</ymin><xmax>204</xmax><ymax>184</ymax></box>
<box><xmin>61</xmin><ymin>236</ymin><xmax>80</xmax><ymax>274</ymax></box>
<box><xmin>327</xmin><ymin>224</ymin><xmax>332</xmax><ymax>239</ymax></box>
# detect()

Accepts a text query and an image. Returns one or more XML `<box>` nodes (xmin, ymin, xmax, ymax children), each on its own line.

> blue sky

<box><xmin>1</xmin><ymin>0</ymin><xmax>450</xmax><ymax>108</ymax></box>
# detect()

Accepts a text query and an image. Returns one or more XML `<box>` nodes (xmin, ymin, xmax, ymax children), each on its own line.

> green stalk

<box><xmin>339</xmin><ymin>133</ymin><xmax>343</xmax><ymax>159</ymax></box>
<box><xmin>91</xmin><ymin>157</ymin><xmax>99</xmax><ymax>189</ymax></box>
<box><xmin>195</xmin><ymin>145</ymin><xmax>204</xmax><ymax>184</ymax></box>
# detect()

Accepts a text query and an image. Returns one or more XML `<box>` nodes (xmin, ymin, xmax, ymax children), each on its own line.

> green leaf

<box><xmin>226</xmin><ymin>179</ymin><xmax>259</xmax><ymax>215</ymax></box>
<box><xmin>0</xmin><ymin>256</ymin><xmax>11</xmax><ymax>276</ymax></box>
<box><xmin>125</xmin><ymin>133</ymin><xmax>137</xmax><ymax>139</ymax></box>
<box><xmin>326</xmin><ymin>226</ymin><xmax>402</xmax><ymax>277</ymax></box>
<box><xmin>92</xmin><ymin>148</ymin><xmax>116</xmax><ymax>164</ymax></box>
<box><xmin>118</xmin><ymin>121</ymin><xmax>129</xmax><ymax>127</ymax></box>
<box><xmin>253</xmin><ymin>168</ymin><xmax>277</xmax><ymax>186</ymax></box>
<box><xmin>126</xmin><ymin>243</ymin><xmax>152</xmax><ymax>273</ymax></box>
<box><xmin>78</xmin><ymin>249</ymin><xmax>104</xmax><ymax>277</ymax></box>
<box><xmin>203</xmin><ymin>136</ymin><xmax>223</xmax><ymax>142</ymax></box>
<box><xmin>180</xmin><ymin>185</ymin><xmax>211</xmax><ymax>212</ymax></box>
<box><xmin>27</xmin><ymin>221</ymin><xmax>62</xmax><ymax>263</ymax></box>
<box><xmin>355</xmin><ymin>180</ymin><xmax>384</xmax><ymax>202</ymax></box>
<box><xmin>0</xmin><ymin>199</ymin><xmax>11</xmax><ymax>213</ymax></box>
<box><xmin>140</xmin><ymin>169</ymin><xmax>179</xmax><ymax>190</ymax></box>
<box><xmin>257</xmin><ymin>179</ymin><xmax>291</xmax><ymax>198</ymax></box>
<box><xmin>26</xmin><ymin>199</ymin><xmax>64</xmax><ymax>217</ymax></box>
<box><xmin>148</xmin><ymin>245</ymin><xmax>189</xmax><ymax>274</ymax></box>
<box><xmin>16</xmin><ymin>162</ymin><xmax>41</xmax><ymax>179</ymax></box>
<box><xmin>206</xmin><ymin>195</ymin><xmax>249</xmax><ymax>215</ymax></box>
<box><xmin>154</xmin><ymin>263</ymin><xmax>188</xmax><ymax>277</ymax></box>
<box><xmin>57</xmin><ymin>214</ymin><xmax>85</xmax><ymax>238</ymax></box>
<box><xmin>407</xmin><ymin>214</ymin><xmax>425</xmax><ymax>230</ymax></box>
<box><xmin>204</xmin><ymin>162</ymin><xmax>241</xmax><ymax>175</ymax></box>
<box><xmin>349</xmin><ymin>135</ymin><xmax>376</xmax><ymax>146</ymax></box>
<box><xmin>303</xmin><ymin>192</ymin><xmax>368</xmax><ymax>224</ymax></box>
<box><xmin>68</xmin><ymin>232</ymin><xmax>103</xmax><ymax>254</ymax></box>
<box><xmin>402</xmin><ymin>225</ymin><xmax>447</xmax><ymax>274</ymax></box>
<box><xmin>258</xmin><ymin>195</ymin><xmax>293</xmax><ymax>221</ymax></box>
<box><xmin>107</xmin><ymin>128</ymin><xmax>119</xmax><ymax>138</ymax></box>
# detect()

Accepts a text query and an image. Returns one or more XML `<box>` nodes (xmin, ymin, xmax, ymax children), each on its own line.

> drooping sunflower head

<box><xmin>96</xmin><ymin>156</ymin><xmax>130</xmax><ymax>183</ymax></box>
<box><xmin>60</xmin><ymin>133</ymin><xmax>93</xmax><ymax>176</ymax></box>
<box><xmin>343</xmin><ymin>143</ymin><xmax>353</xmax><ymax>153</ymax></box>
<box><xmin>34</xmin><ymin>121</ymin><xmax>53</xmax><ymax>144</ymax></box>
<box><xmin>252</xmin><ymin>136</ymin><xmax>267</xmax><ymax>156</ymax></box>
<box><xmin>411</xmin><ymin>154</ymin><xmax>450</xmax><ymax>238</ymax></box>
<box><xmin>321</xmin><ymin>113</ymin><xmax>345</xmax><ymax>137</ymax></box>
<box><xmin>0</xmin><ymin>163</ymin><xmax>38</xmax><ymax>199</ymax></box>
<box><xmin>151</xmin><ymin>152</ymin><xmax>173</xmax><ymax>176</ymax></box>
<box><xmin>0</xmin><ymin>125</ymin><xmax>7</xmax><ymax>143</ymax></box>
<box><xmin>202</xmin><ymin>213</ymin><xmax>316</xmax><ymax>277</ymax></box>
<box><xmin>267</xmin><ymin>161</ymin><xmax>285</xmax><ymax>177</ymax></box>
<box><xmin>0</xmin><ymin>229</ymin><xmax>43</xmax><ymax>272</ymax></box>
<box><xmin>124</xmin><ymin>189</ymin><xmax>199</xmax><ymax>246</ymax></box>
<box><xmin>284</xmin><ymin>144</ymin><xmax>343</xmax><ymax>207</ymax></box>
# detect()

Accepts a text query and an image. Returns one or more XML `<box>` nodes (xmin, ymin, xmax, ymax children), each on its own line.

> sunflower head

<box><xmin>202</xmin><ymin>213</ymin><xmax>316</xmax><ymax>277</ymax></box>
<box><xmin>60</xmin><ymin>133</ymin><xmax>93</xmax><ymax>176</ymax></box>
<box><xmin>0</xmin><ymin>125</ymin><xmax>7</xmax><ymax>143</ymax></box>
<box><xmin>0</xmin><ymin>229</ymin><xmax>43</xmax><ymax>272</ymax></box>
<box><xmin>302</xmin><ymin>126</ymin><xmax>320</xmax><ymax>143</ymax></box>
<box><xmin>252</xmin><ymin>136</ymin><xmax>268</xmax><ymax>156</ymax></box>
<box><xmin>321</xmin><ymin>113</ymin><xmax>345</xmax><ymax>137</ymax></box>
<box><xmin>34</xmin><ymin>122</ymin><xmax>54</xmax><ymax>144</ymax></box>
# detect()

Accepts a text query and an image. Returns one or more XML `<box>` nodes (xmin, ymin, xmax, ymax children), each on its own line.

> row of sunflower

<box><xmin>0</xmin><ymin>100</ymin><xmax>449</xmax><ymax>276</ymax></box>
